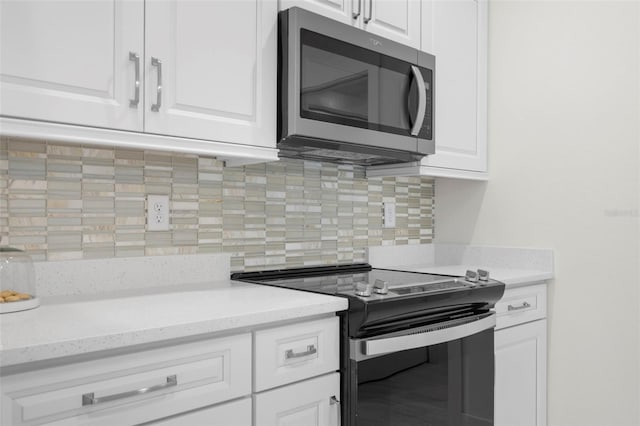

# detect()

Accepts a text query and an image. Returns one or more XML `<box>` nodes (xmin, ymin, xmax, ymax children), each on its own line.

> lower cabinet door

<box><xmin>149</xmin><ymin>398</ymin><xmax>251</xmax><ymax>426</ymax></box>
<box><xmin>495</xmin><ymin>319</ymin><xmax>547</xmax><ymax>426</ymax></box>
<box><xmin>254</xmin><ymin>373</ymin><xmax>340</xmax><ymax>426</ymax></box>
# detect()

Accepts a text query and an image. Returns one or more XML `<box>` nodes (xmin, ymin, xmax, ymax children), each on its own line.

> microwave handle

<box><xmin>409</xmin><ymin>65</ymin><xmax>427</xmax><ymax>136</ymax></box>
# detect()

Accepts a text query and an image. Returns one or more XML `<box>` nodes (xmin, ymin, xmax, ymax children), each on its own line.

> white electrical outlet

<box><xmin>147</xmin><ymin>195</ymin><xmax>169</xmax><ymax>231</ymax></box>
<box><xmin>383</xmin><ymin>202</ymin><xmax>396</xmax><ymax>228</ymax></box>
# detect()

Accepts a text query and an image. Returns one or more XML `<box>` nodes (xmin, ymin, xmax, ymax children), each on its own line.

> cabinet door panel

<box><xmin>0</xmin><ymin>0</ymin><xmax>143</xmax><ymax>130</ymax></box>
<box><xmin>421</xmin><ymin>0</ymin><xmax>487</xmax><ymax>172</ymax></box>
<box><xmin>363</xmin><ymin>0</ymin><xmax>421</xmax><ymax>48</ymax></box>
<box><xmin>145</xmin><ymin>0</ymin><xmax>276</xmax><ymax>149</ymax></box>
<box><xmin>495</xmin><ymin>319</ymin><xmax>547</xmax><ymax>426</ymax></box>
<box><xmin>254</xmin><ymin>373</ymin><xmax>340</xmax><ymax>426</ymax></box>
<box><xmin>279</xmin><ymin>0</ymin><xmax>354</xmax><ymax>24</ymax></box>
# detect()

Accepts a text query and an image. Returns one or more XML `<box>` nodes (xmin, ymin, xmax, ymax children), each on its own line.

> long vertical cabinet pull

<box><xmin>330</xmin><ymin>396</ymin><xmax>341</xmax><ymax>426</ymax></box>
<box><xmin>363</xmin><ymin>0</ymin><xmax>372</xmax><ymax>23</ymax></box>
<box><xmin>129</xmin><ymin>52</ymin><xmax>141</xmax><ymax>108</ymax></box>
<box><xmin>352</xmin><ymin>0</ymin><xmax>361</xmax><ymax>19</ymax></box>
<box><xmin>151</xmin><ymin>57</ymin><xmax>163</xmax><ymax>112</ymax></box>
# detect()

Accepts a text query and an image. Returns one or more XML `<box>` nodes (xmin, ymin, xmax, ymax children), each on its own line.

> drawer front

<box><xmin>495</xmin><ymin>284</ymin><xmax>547</xmax><ymax>330</ymax></box>
<box><xmin>1</xmin><ymin>334</ymin><xmax>251</xmax><ymax>426</ymax></box>
<box><xmin>149</xmin><ymin>397</ymin><xmax>251</xmax><ymax>426</ymax></box>
<box><xmin>254</xmin><ymin>373</ymin><xmax>340</xmax><ymax>426</ymax></box>
<box><xmin>254</xmin><ymin>316</ymin><xmax>339</xmax><ymax>392</ymax></box>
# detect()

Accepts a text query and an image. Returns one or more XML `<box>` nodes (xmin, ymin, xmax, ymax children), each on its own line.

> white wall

<box><xmin>435</xmin><ymin>1</ymin><xmax>640</xmax><ymax>425</ymax></box>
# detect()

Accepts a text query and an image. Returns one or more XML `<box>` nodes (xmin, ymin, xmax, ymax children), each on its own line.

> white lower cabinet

<box><xmin>0</xmin><ymin>334</ymin><xmax>252</xmax><ymax>426</ymax></box>
<box><xmin>0</xmin><ymin>315</ymin><xmax>341</xmax><ymax>426</ymax></box>
<box><xmin>254</xmin><ymin>373</ymin><xmax>341</xmax><ymax>426</ymax></box>
<box><xmin>149</xmin><ymin>397</ymin><xmax>252</xmax><ymax>426</ymax></box>
<box><xmin>494</xmin><ymin>284</ymin><xmax>548</xmax><ymax>426</ymax></box>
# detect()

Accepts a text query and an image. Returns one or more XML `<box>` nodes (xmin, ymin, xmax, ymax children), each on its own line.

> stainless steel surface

<box><xmin>128</xmin><ymin>52</ymin><xmax>140</xmax><ymax>108</ymax></box>
<box><xmin>354</xmin><ymin>282</ymin><xmax>373</xmax><ymax>297</ymax></box>
<box><xmin>350</xmin><ymin>313</ymin><xmax>496</xmax><ymax>361</ymax></box>
<box><xmin>507</xmin><ymin>301</ymin><xmax>531</xmax><ymax>311</ymax></box>
<box><xmin>279</xmin><ymin>7</ymin><xmax>436</xmax><ymax>166</ymax></box>
<box><xmin>151</xmin><ymin>57</ymin><xmax>162</xmax><ymax>112</ymax></box>
<box><xmin>478</xmin><ymin>269</ymin><xmax>490</xmax><ymax>281</ymax></box>
<box><xmin>285</xmin><ymin>344</ymin><xmax>317</xmax><ymax>359</ymax></box>
<box><xmin>409</xmin><ymin>65</ymin><xmax>426</xmax><ymax>136</ymax></box>
<box><xmin>81</xmin><ymin>375</ymin><xmax>177</xmax><ymax>406</ymax></box>
<box><xmin>373</xmin><ymin>279</ymin><xmax>388</xmax><ymax>295</ymax></box>
<box><xmin>352</xmin><ymin>0</ymin><xmax>361</xmax><ymax>19</ymax></box>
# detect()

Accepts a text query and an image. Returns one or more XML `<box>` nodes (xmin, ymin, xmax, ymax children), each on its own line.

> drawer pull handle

<box><xmin>508</xmin><ymin>301</ymin><xmax>531</xmax><ymax>311</ymax></box>
<box><xmin>82</xmin><ymin>375</ymin><xmax>177</xmax><ymax>406</ymax></box>
<box><xmin>285</xmin><ymin>344</ymin><xmax>317</xmax><ymax>360</ymax></box>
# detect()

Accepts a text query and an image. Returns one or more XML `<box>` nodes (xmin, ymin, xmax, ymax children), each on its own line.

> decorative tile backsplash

<box><xmin>0</xmin><ymin>137</ymin><xmax>434</xmax><ymax>272</ymax></box>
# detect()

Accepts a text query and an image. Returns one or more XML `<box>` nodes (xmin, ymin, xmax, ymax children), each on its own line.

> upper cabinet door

<box><xmin>421</xmin><ymin>0</ymin><xmax>487</xmax><ymax>172</ymax></box>
<box><xmin>278</xmin><ymin>0</ymin><xmax>355</xmax><ymax>24</ymax></box>
<box><xmin>144</xmin><ymin>0</ymin><xmax>277</xmax><ymax>149</ymax></box>
<box><xmin>361</xmin><ymin>0</ymin><xmax>421</xmax><ymax>49</ymax></box>
<box><xmin>0</xmin><ymin>0</ymin><xmax>144</xmax><ymax>131</ymax></box>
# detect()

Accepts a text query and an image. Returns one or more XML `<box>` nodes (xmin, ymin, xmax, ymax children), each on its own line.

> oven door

<box><xmin>348</xmin><ymin>312</ymin><xmax>496</xmax><ymax>426</ymax></box>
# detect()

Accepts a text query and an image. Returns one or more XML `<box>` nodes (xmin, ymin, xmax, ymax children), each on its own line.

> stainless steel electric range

<box><xmin>232</xmin><ymin>263</ymin><xmax>505</xmax><ymax>426</ymax></box>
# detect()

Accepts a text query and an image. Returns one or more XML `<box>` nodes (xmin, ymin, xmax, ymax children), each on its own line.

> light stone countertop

<box><xmin>0</xmin><ymin>280</ymin><xmax>348</xmax><ymax>368</ymax></box>
<box><xmin>383</xmin><ymin>264</ymin><xmax>552</xmax><ymax>286</ymax></box>
<box><xmin>368</xmin><ymin>243</ymin><xmax>554</xmax><ymax>287</ymax></box>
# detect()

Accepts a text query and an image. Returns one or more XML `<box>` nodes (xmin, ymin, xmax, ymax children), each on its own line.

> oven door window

<box><xmin>356</xmin><ymin>328</ymin><xmax>494</xmax><ymax>426</ymax></box>
<box><xmin>300</xmin><ymin>29</ymin><xmax>431</xmax><ymax>138</ymax></box>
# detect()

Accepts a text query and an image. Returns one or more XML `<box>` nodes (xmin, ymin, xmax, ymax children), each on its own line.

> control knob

<box><xmin>354</xmin><ymin>282</ymin><xmax>373</xmax><ymax>297</ymax></box>
<box><xmin>373</xmin><ymin>279</ymin><xmax>389</xmax><ymax>295</ymax></box>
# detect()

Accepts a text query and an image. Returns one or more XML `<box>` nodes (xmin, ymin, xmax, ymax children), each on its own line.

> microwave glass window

<box><xmin>300</xmin><ymin>30</ymin><xmax>425</xmax><ymax>137</ymax></box>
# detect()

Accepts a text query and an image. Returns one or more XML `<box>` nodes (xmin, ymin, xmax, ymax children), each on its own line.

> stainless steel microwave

<box><xmin>278</xmin><ymin>7</ymin><xmax>435</xmax><ymax>166</ymax></box>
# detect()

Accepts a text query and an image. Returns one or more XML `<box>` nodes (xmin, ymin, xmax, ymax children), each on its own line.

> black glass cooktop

<box><xmin>232</xmin><ymin>264</ymin><xmax>473</xmax><ymax>300</ymax></box>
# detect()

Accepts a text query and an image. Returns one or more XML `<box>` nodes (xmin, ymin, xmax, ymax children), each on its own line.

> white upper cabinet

<box><xmin>0</xmin><ymin>0</ymin><xmax>144</xmax><ymax>131</ymax></box>
<box><xmin>144</xmin><ymin>0</ymin><xmax>276</xmax><ymax>148</ymax></box>
<box><xmin>279</xmin><ymin>0</ymin><xmax>354</xmax><ymax>24</ymax></box>
<box><xmin>367</xmin><ymin>0</ymin><xmax>488</xmax><ymax>179</ymax></box>
<box><xmin>279</xmin><ymin>0</ymin><xmax>421</xmax><ymax>48</ymax></box>
<box><xmin>360</xmin><ymin>0</ymin><xmax>421</xmax><ymax>49</ymax></box>
<box><xmin>421</xmin><ymin>0</ymin><xmax>487</xmax><ymax>177</ymax></box>
<box><xmin>0</xmin><ymin>0</ymin><xmax>278</xmax><ymax>166</ymax></box>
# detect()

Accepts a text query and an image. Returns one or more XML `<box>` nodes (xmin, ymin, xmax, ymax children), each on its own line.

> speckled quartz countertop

<box><xmin>368</xmin><ymin>243</ymin><xmax>554</xmax><ymax>287</ymax></box>
<box><xmin>0</xmin><ymin>253</ymin><xmax>348</xmax><ymax>369</ymax></box>
<box><xmin>0</xmin><ymin>280</ymin><xmax>347</xmax><ymax>368</ymax></box>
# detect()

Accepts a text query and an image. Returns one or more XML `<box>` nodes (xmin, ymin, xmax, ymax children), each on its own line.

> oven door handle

<box><xmin>353</xmin><ymin>312</ymin><xmax>496</xmax><ymax>359</ymax></box>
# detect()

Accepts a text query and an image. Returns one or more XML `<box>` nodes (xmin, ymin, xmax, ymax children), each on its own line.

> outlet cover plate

<box><xmin>383</xmin><ymin>202</ymin><xmax>396</xmax><ymax>228</ymax></box>
<box><xmin>147</xmin><ymin>194</ymin><xmax>169</xmax><ymax>231</ymax></box>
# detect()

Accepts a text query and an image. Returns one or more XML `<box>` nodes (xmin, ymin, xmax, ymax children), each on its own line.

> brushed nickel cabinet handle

<box><xmin>352</xmin><ymin>0</ymin><xmax>361</xmax><ymax>19</ymax></box>
<box><xmin>129</xmin><ymin>52</ymin><xmax>140</xmax><ymax>108</ymax></box>
<box><xmin>151</xmin><ymin>57</ymin><xmax>163</xmax><ymax>112</ymax></box>
<box><xmin>285</xmin><ymin>344</ymin><xmax>317</xmax><ymax>359</ymax></box>
<box><xmin>508</xmin><ymin>301</ymin><xmax>532</xmax><ymax>311</ymax></box>
<box><xmin>364</xmin><ymin>0</ymin><xmax>372</xmax><ymax>23</ymax></box>
<box><xmin>82</xmin><ymin>375</ymin><xmax>177</xmax><ymax>406</ymax></box>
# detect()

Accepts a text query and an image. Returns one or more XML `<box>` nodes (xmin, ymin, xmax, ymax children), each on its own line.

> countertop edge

<box><xmin>0</xmin><ymin>289</ymin><xmax>348</xmax><ymax>369</ymax></box>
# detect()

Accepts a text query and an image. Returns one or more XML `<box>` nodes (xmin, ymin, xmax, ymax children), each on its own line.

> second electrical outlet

<box><xmin>147</xmin><ymin>194</ymin><xmax>170</xmax><ymax>231</ymax></box>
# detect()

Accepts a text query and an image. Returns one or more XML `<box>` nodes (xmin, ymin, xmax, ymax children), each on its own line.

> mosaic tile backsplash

<box><xmin>0</xmin><ymin>138</ymin><xmax>434</xmax><ymax>272</ymax></box>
